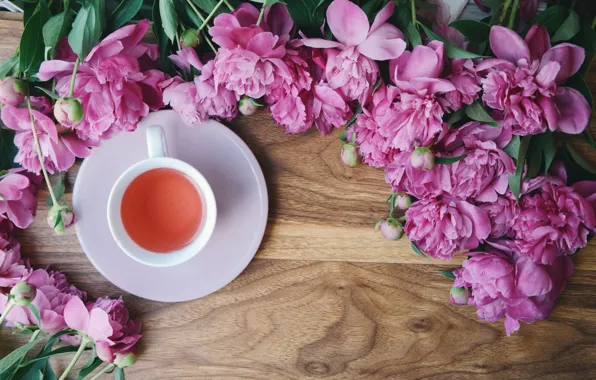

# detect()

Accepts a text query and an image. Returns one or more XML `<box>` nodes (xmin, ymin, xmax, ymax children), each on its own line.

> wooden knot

<box><xmin>304</xmin><ymin>361</ymin><xmax>330</xmax><ymax>376</ymax></box>
<box><xmin>408</xmin><ymin>317</ymin><xmax>433</xmax><ymax>333</ymax></box>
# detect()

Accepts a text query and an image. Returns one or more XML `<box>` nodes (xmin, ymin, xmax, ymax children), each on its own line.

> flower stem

<box><xmin>89</xmin><ymin>363</ymin><xmax>115</xmax><ymax>380</ymax></box>
<box><xmin>67</xmin><ymin>57</ymin><xmax>80</xmax><ymax>98</ymax></box>
<box><xmin>498</xmin><ymin>0</ymin><xmax>513</xmax><ymax>26</ymax></box>
<box><xmin>186</xmin><ymin>0</ymin><xmax>207</xmax><ymax>24</ymax></box>
<box><xmin>0</xmin><ymin>299</ymin><xmax>15</xmax><ymax>327</ymax></box>
<box><xmin>26</xmin><ymin>96</ymin><xmax>59</xmax><ymax>207</ymax></box>
<box><xmin>256</xmin><ymin>1</ymin><xmax>267</xmax><ymax>26</ymax></box>
<box><xmin>198</xmin><ymin>0</ymin><xmax>225</xmax><ymax>32</ymax></box>
<box><xmin>507</xmin><ymin>0</ymin><xmax>519</xmax><ymax>29</ymax></box>
<box><xmin>223</xmin><ymin>0</ymin><xmax>233</xmax><ymax>11</ymax></box>
<box><xmin>592</xmin><ymin>15</ymin><xmax>596</xmax><ymax>29</ymax></box>
<box><xmin>410</xmin><ymin>0</ymin><xmax>417</xmax><ymax>25</ymax></box>
<box><xmin>58</xmin><ymin>337</ymin><xmax>90</xmax><ymax>380</ymax></box>
<box><xmin>203</xmin><ymin>31</ymin><xmax>217</xmax><ymax>53</ymax></box>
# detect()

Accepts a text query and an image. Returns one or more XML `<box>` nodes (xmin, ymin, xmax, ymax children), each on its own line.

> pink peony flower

<box><xmin>0</xmin><ymin>78</ymin><xmax>24</xmax><ymax>106</ymax></box>
<box><xmin>441</xmin><ymin>59</ymin><xmax>481</xmax><ymax>112</ymax></box>
<box><xmin>302</xmin><ymin>0</ymin><xmax>406</xmax><ymax>61</ymax></box>
<box><xmin>349</xmin><ymin>84</ymin><xmax>400</xmax><ymax>167</ymax></box>
<box><xmin>268</xmin><ymin>90</ymin><xmax>312</xmax><ymax>134</ymax></box>
<box><xmin>162</xmin><ymin>78</ymin><xmax>206</xmax><ymax>126</ymax></box>
<box><xmin>478</xmin><ymin>25</ymin><xmax>590</xmax><ymax>135</ymax></box>
<box><xmin>0</xmin><ymin>269</ymin><xmax>86</xmax><ymax>333</ymax></box>
<box><xmin>572</xmin><ymin>181</ymin><xmax>596</xmax><ymax>212</ymax></box>
<box><xmin>511</xmin><ymin>177</ymin><xmax>596</xmax><ymax>264</ymax></box>
<box><xmin>478</xmin><ymin>192</ymin><xmax>520</xmax><ymax>238</ymax></box>
<box><xmin>405</xmin><ymin>197</ymin><xmax>490</xmax><ymax>260</ymax></box>
<box><xmin>311</xmin><ymin>83</ymin><xmax>351</xmax><ymax>135</ymax></box>
<box><xmin>30</xmin><ymin>96</ymin><xmax>53</xmax><ymax>115</ymax></box>
<box><xmin>38</xmin><ymin>20</ymin><xmax>159</xmax><ymax>141</ymax></box>
<box><xmin>520</xmin><ymin>0</ymin><xmax>539</xmax><ymax>21</ymax></box>
<box><xmin>195</xmin><ymin>60</ymin><xmax>239</xmax><ymax>121</ymax></box>
<box><xmin>0</xmin><ymin>221</ymin><xmax>28</xmax><ymax>287</ymax></box>
<box><xmin>324</xmin><ymin>47</ymin><xmax>379</xmax><ymax>105</ymax></box>
<box><xmin>1</xmin><ymin>105</ymin><xmax>93</xmax><ymax>174</ymax></box>
<box><xmin>438</xmin><ymin>121</ymin><xmax>512</xmax><ymax>152</ymax></box>
<box><xmin>453</xmin><ymin>249</ymin><xmax>573</xmax><ymax>336</ymax></box>
<box><xmin>0</xmin><ymin>172</ymin><xmax>37</xmax><ymax>229</ymax></box>
<box><xmin>384</xmin><ymin>150</ymin><xmax>447</xmax><ymax>199</ymax></box>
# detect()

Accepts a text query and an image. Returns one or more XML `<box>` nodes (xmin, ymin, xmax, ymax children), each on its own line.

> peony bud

<box><xmin>0</xmin><ymin>77</ymin><xmax>25</xmax><ymax>106</ymax></box>
<box><xmin>10</xmin><ymin>282</ymin><xmax>37</xmax><ymax>306</ymax></box>
<box><xmin>393</xmin><ymin>192</ymin><xmax>411</xmax><ymax>210</ymax></box>
<box><xmin>411</xmin><ymin>147</ymin><xmax>434</xmax><ymax>171</ymax></box>
<box><xmin>238</xmin><ymin>96</ymin><xmax>260</xmax><ymax>116</ymax></box>
<box><xmin>115</xmin><ymin>352</ymin><xmax>137</xmax><ymax>368</ymax></box>
<box><xmin>341</xmin><ymin>143</ymin><xmax>360</xmax><ymax>167</ymax></box>
<box><xmin>181</xmin><ymin>29</ymin><xmax>201</xmax><ymax>48</ymax></box>
<box><xmin>449</xmin><ymin>286</ymin><xmax>470</xmax><ymax>305</ymax></box>
<box><xmin>378</xmin><ymin>218</ymin><xmax>403</xmax><ymax>241</ymax></box>
<box><xmin>54</xmin><ymin>98</ymin><xmax>84</xmax><ymax>126</ymax></box>
<box><xmin>47</xmin><ymin>205</ymin><xmax>76</xmax><ymax>234</ymax></box>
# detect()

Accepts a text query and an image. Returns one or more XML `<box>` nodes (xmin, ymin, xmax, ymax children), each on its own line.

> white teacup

<box><xmin>107</xmin><ymin>125</ymin><xmax>217</xmax><ymax>267</ymax></box>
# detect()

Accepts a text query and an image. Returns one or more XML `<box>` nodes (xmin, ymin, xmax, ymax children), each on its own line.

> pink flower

<box><xmin>520</xmin><ymin>0</ymin><xmax>539</xmax><ymax>21</ymax></box>
<box><xmin>195</xmin><ymin>60</ymin><xmax>239</xmax><ymax>121</ymax></box>
<box><xmin>0</xmin><ymin>172</ymin><xmax>37</xmax><ymax>229</ymax></box>
<box><xmin>64</xmin><ymin>296</ymin><xmax>115</xmax><ymax>344</ymax></box>
<box><xmin>0</xmin><ymin>221</ymin><xmax>28</xmax><ymax>287</ymax></box>
<box><xmin>478</xmin><ymin>25</ymin><xmax>589</xmax><ymax>135</ymax></box>
<box><xmin>0</xmin><ymin>269</ymin><xmax>86</xmax><ymax>333</ymax></box>
<box><xmin>29</xmin><ymin>96</ymin><xmax>53</xmax><ymax>115</ymax></box>
<box><xmin>511</xmin><ymin>177</ymin><xmax>596</xmax><ymax>264</ymax></box>
<box><xmin>91</xmin><ymin>297</ymin><xmax>142</xmax><ymax>363</ymax></box>
<box><xmin>441</xmin><ymin>59</ymin><xmax>481</xmax><ymax>112</ymax></box>
<box><xmin>453</xmin><ymin>249</ymin><xmax>572</xmax><ymax>335</ymax></box>
<box><xmin>438</xmin><ymin>121</ymin><xmax>512</xmax><ymax>152</ymax></box>
<box><xmin>384</xmin><ymin>150</ymin><xmax>447</xmax><ymax>199</ymax></box>
<box><xmin>405</xmin><ymin>197</ymin><xmax>491</xmax><ymax>260</ymax></box>
<box><xmin>311</xmin><ymin>83</ymin><xmax>351</xmax><ymax>135</ymax></box>
<box><xmin>302</xmin><ymin>0</ymin><xmax>406</xmax><ymax>61</ymax></box>
<box><xmin>269</xmin><ymin>90</ymin><xmax>312</xmax><ymax>134</ymax></box>
<box><xmin>162</xmin><ymin>77</ymin><xmax>206</xmax><ymax>126</ymax></box>
<box><xmin>168</xmin><ymin>47</ymin><xmax>203</xmax><ymax>74</ymax></box>
<box><xmin>325</xmin><ymin>47</ymin><xmax>379</xmax><ymax>105</ymax></box>
<box><xmin>0</xmin><ymin>78</ymin><xmax>24</xmax><ymax>106</ymax></box>
<box><xmin>38</xmin><ymin>20</ymin><xmax>159</xmax><ymax>141</ymax></box>
<box><xmin>572</xmin><ymin>180</ymin><xmax>596</xmax><ymax>212</ymax></box>
<box><xmin>1</xmin><ymin>105</ymin><xmax>93</xmax><ymax>174</ymax></box>
<box><xmin>478</xmin><ymin>192</ymin><xmax>520</xmax><ymax>238</ymax></box>
<box><xmin>349</xmin><ymin>84</ymin><xmax>400</xmax><ymax>167</ymax></box>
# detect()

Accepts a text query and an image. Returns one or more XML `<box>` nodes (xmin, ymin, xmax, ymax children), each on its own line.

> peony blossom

<box><xmin>324</xmin><ymin>47</ymin><xmax>379</xmax><ymax>105</ymax></box>
<box><xmin>162</xmin><ymin>78</ymin><xmax>206</xmax><ymax>126</ymax></box>
<box><xmin>1</xmin><ymin>105</ymin><xmax>93</xmax><ymax>174</ymax></box>
<box><xmin>384</xmin><ymin>150</ymin><xmax>447</xmax><ymax>199</ymax></box>
<box><xmin>478</xmin><ymin>192</ymin><xmax>520</xmax><ymax>238</ymax></box>
<box><xmin>195</xmin><ymin>60</ymin><xmax>239</xmax><ymax>121</ymax></box>
<box><xmin>405</xmin><ymin>197</ymin><xmax>490</xmax><ymax>260</ymax></box>
<box><xmin>478</xmin><ymin>25</ymin><xmax>590</xmax><ymax>135</ymax></box>
<box><xmin>511</xmin><ymin>176</ymin><xmax>596</xmax><ymax>264</ymax></box>
<box><xmin>0</xmin><ymin>77</ymin><xmax>24</xmax><ymax>106</ymax></box>
<box><xmin>441</xmin><ymin>58</ymin><xmax>481</xmax><ymax>112</ymax></box>
<box><xmin>0</xmin><ymin>269</ymin><xmax>86</xmax><ymax>333</ymax></box>
<box><xmin>0</xmin><ymin>220</ymin><xmax>28</xmax><ymax>287</ymax></box>
<box><xmin>452</xmin><ymin>249</ymin><xmax>573</xmax><ymax>335</ymax></box>
<box><xmin>0</xmin><ymin>172</ymin><xmax>38</xmax><ymax>229</ymax></box>
<box><xmin>311</xmin><ymin>83</ymin><xmax>351</xmax><ymax>135</ymax></box>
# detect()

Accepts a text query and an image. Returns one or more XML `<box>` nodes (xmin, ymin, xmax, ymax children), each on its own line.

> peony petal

<box><xmin>39</xmin><ymin>310</ymin><xmax>66</xmax><ymax>334</ymax></box>
<box><xmin>265</xmin><ymin>4</ymin><xmax>293</xmax><ymax>44</ymax></box>
<box><xmin>37</xmin><ymin>60</ymin><xmax>76</xmax><ymax>81</ymax></box>
<box><xmin>358</xmin><ymin>24</ymin><xmax>406</xmax><ymax>61</ymax></box>
<box><xmin>369</xmin><ymin>1</ymin><xmax>395</xmax><ymax>35</ymax></box>
<box><xmin>326</xmin><ymin>0</ymin><xmax>369</xmax><ymax>47</ymax></box>
<box><xmin>87</xmin><ymin>308</ymin><xmax>114</xmax><ymax>343</ymax></box>
<box><xmin>540</xmin><ymin>43</ymin><xmax>585</xmax><ymax>83</ymax></box>
<box><xmin>300</xmin><ymin>38</ymin><xmax>344</xmax><ymax>49</ymax></box>
<box><xmin>553</xmin><ymin>87</ymin><xmax>591</xmax><ymax>134</ymax></box>
<box><xmin>489</xmin><ymin>26</ymin><xmax>530</xmax><ymax>64</ymax></box>
<box><xmin>535</xmin><ymin>61</ymin><xmax>560</xmax><ymax>88</ymax></box>
<box><xmin>1</xmin><ymin>105</ymin><xmax>33</xmax><ymax>132</ymax></box>
<box><xmin>475</xmin><ymin>58</ymin><xmax>516</xmax><ymax>72</ymax></box>
<box><xmin>455</xmin><ymin>199</ymin><xmax>491</xmax><ymax>240</ymax></box>
<box><xmin>524</xmin><ymin>24</ymin><xmax>551</xmax><ymax>61</ymax></box>
<box><xmin>61</xmin><ymin>134</ymin><xmax>92</xmax><ymax>158</ymax></box>
<box><xmin>515</xmin><ymin>258</ymin><xmax>553</xmax><ymax>297</ymax></box>
<box><xmin>391</xmin><ymin>44</ymin><xmax>440</xmax><ymax>82</ymax></box>
<box><xmin>411</xmin><ymin>78</ymin><xmax>455</xmax><ymax>94</ymax></box>
<box><xmin>6</xmin><ymin>202</ymin><xmax>34</xmax><ymax>229</ymax></box>
<box><xmin>64</xmin><ymin>297</ymin><xmax>90</xmax><ymax>332</ymax></box>
<box><xmin>96</xmin><ymin>342</ymin><xmax>116</xmax><ymax>363</ymax></box>
<box><xmin>537</xmin><ymin>96</ymin><xmax>558</xmax><ymax>132</ymax></box>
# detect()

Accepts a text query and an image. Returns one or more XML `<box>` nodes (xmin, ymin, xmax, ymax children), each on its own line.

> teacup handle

<box><xmin>147</xmin><ymin>125</ymin><xmax>168</xmax><ymax>158</ymax></box>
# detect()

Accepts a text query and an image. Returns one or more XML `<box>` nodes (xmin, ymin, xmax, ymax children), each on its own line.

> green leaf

<box><xmin>526</xmin><ymin>5</ymin><xmax>568</xmax><ymax>36</ymax></box>
<box><xmin>115</xmin><ymin>367</ymin><xmax>125</xmax><ymax>380</ymax></box>
<box><xmin>583</xmin><ymin>130</ymin><xmax>596</xmax><ymax>149</ymax></box>
<box><xmin>418</xmin><ymin>22</ymin><xmax>486</xmax><ymax>59</ymax></box>
<box><xmin>0</xmin><ymin>129</ymin><xmax>19</xmax><ymax>171</ymax></box>
<box><xmin>20</xmin><ymin>0</ymin><xmax>52</xmax><ymax>74</ymax></box>
<box><xmin>508</xmin><ymin>135</ymin><xmax>532</xmax><ymax>199</ymax></box>
<box><xmin>449</xmin><ymin>19</ymin><xmax>490</xmax><ymax>44</ymax></box>
<box><xmin>346</xmin><ymin>103</ymin><xmax>363</xmax><ymax>128</ymax></box>
<box><xmin>525</xmin><ymin>142</ymin><xmax>542</xmax><ymax>179</ymax></box>
<box><xmin>361</xmin><ymin>0</ymin><xmax>386</xmax><ymax>21</ymax></box>
<box><xmin>0</xmin><ymin>334</ymin><xmax>45</xmax><ymax>378</ymax></box>
<box><xmin>572</xmin><ymin>17</ymin><xmax>596</xmax><ymax>53</ymax></box>
<box><xmin>286</xmin><ymin>0</ymin><xmax>329</xmax><ymax>36</ymax></box>
<box><xmin>437</xmin><ymin>270</ymin><xmax>455</xmax><ymax>279</ymax></box>
<box><xmin>43</xmin><ymin>11</ymin><xmax>72</xmax><ymax>60</ymax></box>
<box><xmin>504</xmin><ymin>135</ymin><xmax>520</xmax><ymax>158</ymax></box>
<box><xmin>35</xmin><ymin>86</ymin><xmax>60</xmax><ymax>100</ymax></box>
<box><xmin>435</xmin><ymin>154</ymin><xmax>467</xmax><ymax>165</ymax></box>
<box><xmin>410</xmin><ymin>242</ymin><xmax>427</xmax><ymax>258</ymax></box>
<box><xmin>565</xmin><ymin>142</ymin><xmax>596</xmax><ymax>176</ymax></box>
<box><xmin>464</xmin><ymin>101</ymin><xmax>498</xmax><ymax>127</ymax></box>
<box><xmin>537</xmin><ymin>131</ymin><xmax>556</xmax><ymax>173</ymax></box>
<box><xmin>445</xmin><ymin>109</ymin><xmax>465</xmax><ymax>127</ymax></box>
<box><xmin>77</xmin><ymin>357</ymin><xmax>102</xmax><ymax>380</ymax></box>
<box><xmin>159</xmin><ymin>0</ymin><xmax>179</xmax><ymax>43</ymax></box>
<box><xmin>109</xmin><ymin>0</ymin><xmax>143</xmax><ymax>31</ymax></box>
<box><xmin>46</xmin><ymin>174</ymin><xmax>65</xmax><ymax>207</ymax></box>
<box><xmin>0</xmin><ymin>56</ymin><xmax>19</xmax><ymax>80</ymax></box>
<box><xmin>68</xmin><ymin>1</ymin><xmax>100</xmax><ymax>58</ymax></box>
<box><xmin>552</xmin><ymin>9</ymin><xmax>580</xmax><ymax>43</ymax></box>
<box><xmin>53</xmin><ymin>212</ymin><xmax>63</xmax><ymax>229</ymax></box>
<box><xmin>152</xmin><ymin>0</ymin><xmax>173</xmax><ymax>72</ymax></box>
<box><xmin>190</xmin><ymin>0</ymin><xmax>229</xmax><ymax>18</ymax></box>
<box><xmin>406</xmin><ymin>22</ymin><xmax>422</xmax><ymax>47</ymax></box>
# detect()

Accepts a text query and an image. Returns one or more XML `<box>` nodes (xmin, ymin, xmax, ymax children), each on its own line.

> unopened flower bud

<box><xmin>181</xmin><ymin>29</ymin><xmax>201</xmax><ymax>48</ymax></box>
<box><xmin>411</xmin><ymin>147</ymin><xmax>434</xmax><ymax>171</ymax></box>
<box><xmin>10</xmin><ymin>282</ymin><xmax>37</xmax><ymax>306</ymax></box>
<box><xmin>379</xmin><ymin>218</ymin><xmax>403</xmax><ymax>241</ymax></box>
<box><xmin>341</xmin><ymin>143</ymin><xmax>360</xmax><ymax>167</ymax></box>
<box><xmin>115</xmin><ymin>352</ymin><xmax>137</xmax><ymax>368</ymax></box>
<box><xmin>393</xmin><ymin>192</ymin><xmax>411</xmax><ymax>210</ymax></box>
<box><xmin>47</xmin><ymin>205</ymin><xmax>76</xmax><ymax>234</ymax></box>
<box><xmin>54</xmin><ymin>98</ymin><xmax>84</xmax><ymax>126</ymax></box>
<box><xmin>0</xmin><ymin>77</ymin><xmax>25</xmax><ymax>106</ymax></box>
<box><xmin>449</xmin><ymin>286</ymin><xmax>470</xmax><ymax>305</ymax></box>
<box><xmin>238</xmin><ymin>96</ymin><xmax>260</xmax><ymax>116</ymax></box>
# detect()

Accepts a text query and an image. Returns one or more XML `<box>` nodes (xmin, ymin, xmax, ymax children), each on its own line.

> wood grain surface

<box><xmin>2</xmin><ymin>10</ymin><xmax>596</xmax><ymax>380</ymax></box>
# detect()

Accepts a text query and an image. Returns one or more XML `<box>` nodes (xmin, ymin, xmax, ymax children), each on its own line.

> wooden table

<box><xmin>3</xmin><ymin>11</ymin><xmax>596</xmax><ymax>380</ymax></box>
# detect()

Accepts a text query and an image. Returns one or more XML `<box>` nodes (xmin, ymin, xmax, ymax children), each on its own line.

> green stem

<box><xmin>223</xmin><ymin>0</ymin><xmax>234</xmax><ymax>11</ymax></box>
<box><xmin>0</xmin><ymin>300</ymin><xmax>15</xmax><ymax>327</ymax></box>
<box><xmin>198</xmin><ymin>0</ymin><xmax>226</xmax><ymax>32</ymax></box>
<box><xmin>175</xmin><ymin>32</ymin><xmax>182</xmax><ymax>51</ymax></box>
<box><xmin>68</xmin><ymin>57</ymin><xmax>80</xmax><ymax>98</ymax></box>
<box><xmin>89</xmin><ymin>363</ymin><xmax>115</xmax><ymax>380</ymax></box>
<box><xmin>58</xmin><ymin>338</ymin><xmax>90</xmax><ymax>380</ymax></box>
<box><xmin>257</xmin><ymin>3</ymin><xmax>266</xmax><ymax>26</ymax></box>
<box><xmin>410</xmin><ymin>0</ymin><xmax>417</xmax><ymax>25</ymax></box>
<box><xmin>592</xmin><ymin>15</ymin><xmax>596</xmax><ymax>29</ymax></box>
<box><xmin>186</xmin><ymin>0</ymin><xmax>207</xmax><ymax>23</ymax></box>
<box><xmin>498</xmin><ymin>0</ymin><xmax>513</xmax><ymax>25</ymax></box>
<box><xmin>203</xmin><ymin>32</ymin><xmax>217</xmax><ymax>53</ymax></box>
<box><xmin>26</xmin><ymin>97</ymin><xmax>59</xmax><ymax>207</ymax></box>
<box><xmin>15</xmin><ymin>330</ymin><xmax>42</xmax><ymax>369</ymax></box>
<box><xmin>507</xmin><ymin>0</ymin><xmax>519</xmax><ymax>29</ymax></box>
